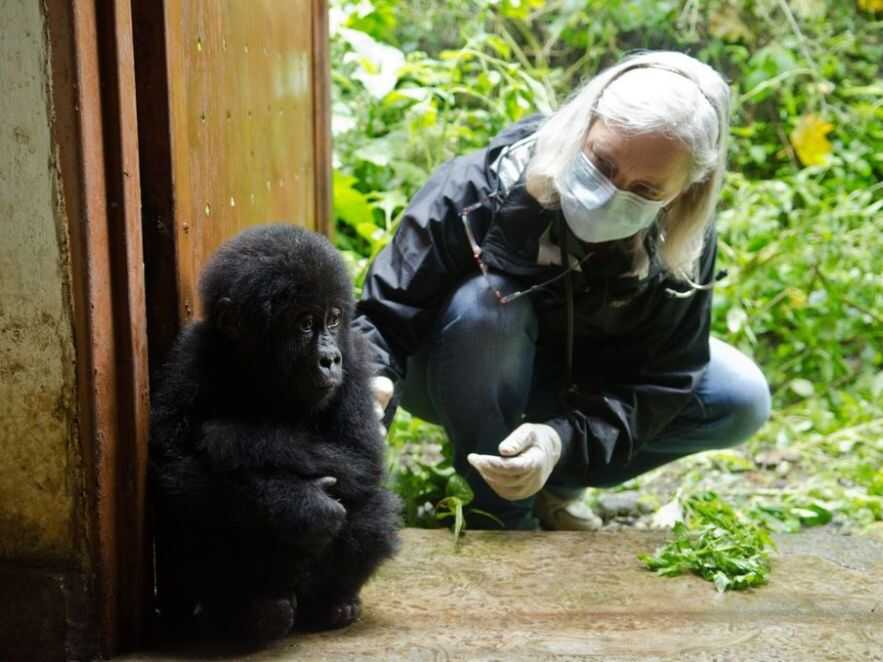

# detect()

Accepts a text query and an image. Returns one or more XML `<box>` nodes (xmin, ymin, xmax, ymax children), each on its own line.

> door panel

<box><xmin>164</xmin><ymin>0</ymin><xmax>325</xmax><ymax>324</ymax></box>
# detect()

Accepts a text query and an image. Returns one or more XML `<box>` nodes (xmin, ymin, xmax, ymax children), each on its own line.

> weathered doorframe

<box><xmin>46</xmin><ymin>0</ymin><xmax>150</xmax><ymax>656</ymax></box>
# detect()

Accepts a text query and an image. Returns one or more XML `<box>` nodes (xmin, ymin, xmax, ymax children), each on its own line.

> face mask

<box><xmin>556</xmin><ymin>151</ymin><xmax>666</xmax><ymax>243</ymax></box>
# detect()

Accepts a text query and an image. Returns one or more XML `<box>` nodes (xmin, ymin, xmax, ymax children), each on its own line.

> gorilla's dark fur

<box><xmin>149</xmin><ymin>224</ymin><xmax>400</xmax><ymax>643</ymax></box>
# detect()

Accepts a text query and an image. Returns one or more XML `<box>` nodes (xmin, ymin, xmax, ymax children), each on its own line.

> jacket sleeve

<box><xmin>546</xmin><ymin>230</ymin><xmax>717</xmax><ymax>482</ymax></box>
<box><xmin>352</xmin><ymin>148</ymin><xmax>497</xmax><ymax>383</ymax></box>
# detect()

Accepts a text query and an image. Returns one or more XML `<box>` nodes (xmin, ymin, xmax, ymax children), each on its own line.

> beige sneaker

<box><xmin>534</xmin><ymin>489</ymin><xmax>603</xmax><ymax>531</ymax></box>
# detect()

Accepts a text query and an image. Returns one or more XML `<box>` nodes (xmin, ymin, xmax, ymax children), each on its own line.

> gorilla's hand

<box><xmin>312</xmin><ymin>475</ymin><xmax>338</xmax><ymax>490</ymax></box>
<box><xmin>311</xmin><ymin>475</ymin><xmax>347</xmax><ymax>517</ymax></box>
<box><xmin>299</xmin><ymin>475</ymin><xmax>347</xmax><ymax>550</ymax></box>
<box><xmin>228</xmin><ymin>472</ymin><xmax>347</xmax><ymax>551</ymax></box>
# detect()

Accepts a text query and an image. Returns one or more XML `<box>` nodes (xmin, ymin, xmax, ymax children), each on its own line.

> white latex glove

<box><xmin>467</xmin><ymin>423</ymin><xmax>562</xmax><ymax>501</ymax></box>
<box><xmin>370</xmin><ymin>376</ymin><xmax>394</xmax><ymax>437</ymax></box>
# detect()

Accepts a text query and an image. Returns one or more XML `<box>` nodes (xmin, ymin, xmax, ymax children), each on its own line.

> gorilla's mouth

<box><xmin>314</xmin><ymin>364</ymin><xmax>342</xmax><ymax>391</ymax></box>
<box><xmin>313</xmin><ymin>378</ymin><xmax>341</xmax><ymax>396</ymax></box>
<box><xmin>284</xmin><ymin>375</ymin><xmax>339</xmax><ymax>407</ymax></box>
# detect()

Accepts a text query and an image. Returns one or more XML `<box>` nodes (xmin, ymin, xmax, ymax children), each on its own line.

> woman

<box><xmin>353</xmin><ymin>51</ymin><xmax>771</xmax><ymax>530</ymax></box>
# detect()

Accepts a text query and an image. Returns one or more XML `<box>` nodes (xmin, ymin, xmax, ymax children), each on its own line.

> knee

<box><xmin>420</xmin><ymin>274</ymin><xmax>537</xmax><ymax>418</ymax></box>
<box><xmin>701</xmin><ymin>339</ymin><xmax>772</xmax><ymax>448</ymax></box>
<box><xmin>441</xmin><ymin>274</ymin><xmax>537</xmax><ymax>346</ymax></box>
<box><xmin>722</xmin><ymin>364</ymin><xmax>772</xmax><ymax>446</ymax></box>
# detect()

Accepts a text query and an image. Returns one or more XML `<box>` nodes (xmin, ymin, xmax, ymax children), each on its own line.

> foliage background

<box><xmin>330</xmin><ymin>0</ymin><xmax>883</xmax><ymax>536</ymax></box>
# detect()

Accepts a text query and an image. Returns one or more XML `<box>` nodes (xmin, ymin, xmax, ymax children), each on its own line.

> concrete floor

<box><xmin>127</xmin><ymin>528</ymin><xmax>883</xmax><ymax>661</ymax></box>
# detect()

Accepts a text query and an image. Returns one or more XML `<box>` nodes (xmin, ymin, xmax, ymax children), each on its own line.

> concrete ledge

<box><xmin>128</xmin><ymin>528</ymin><xmax>883</xmax><ymax>661</ymax></box>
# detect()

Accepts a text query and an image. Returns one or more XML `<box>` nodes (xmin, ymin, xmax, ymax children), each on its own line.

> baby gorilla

<box><xmin>149</xmin><ymin>224</ymin><xmax>400</xmax><ymax>644</ymax></box>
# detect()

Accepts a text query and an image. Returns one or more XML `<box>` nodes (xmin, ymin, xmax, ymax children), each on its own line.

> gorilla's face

<box><xmin>278</xmin><ymin>303</ymin><xmax>345</xmax><ymax>410</ymax></box>
<box><xmin>213</xmin><ymin>279</ymin><xmax>353</xmax><ymax>413</ymax></box>
<box><xmin>199</xmin><ymin>224</ymin><xmax>355</xmax><ymax>413</ymax></box>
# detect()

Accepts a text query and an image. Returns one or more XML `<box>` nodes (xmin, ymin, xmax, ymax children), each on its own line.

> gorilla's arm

<box><xmin>197</xmin><ymin>420</ymin><xmax>326</xmax><ymax>473</ymax></box>
<box><xmin>224</xmin><ymin>471</ymin><xmax>346</xmax><ymax>549</ymax></box>
<box><xmin>154</xmin><ymin>451</ymin><xmax>345</xmax><ymax>554</ymax></box>
<box><xmin>186</xmin><ymin>420</ymin><xmax>348</xmax><ymax>547</ymax></box>
<box><xmin>199</xmin><ymin>413</ymin><xmax>385</xmax><ymax>506</ymax></box>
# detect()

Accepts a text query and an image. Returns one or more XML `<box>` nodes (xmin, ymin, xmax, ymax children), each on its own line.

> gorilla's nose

<box><xmin>319</xmin><ymin>348</ymin><xmax>342</xmax><ymax>374</ymax></box>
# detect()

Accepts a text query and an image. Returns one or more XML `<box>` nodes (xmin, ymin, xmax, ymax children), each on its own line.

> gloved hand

<box><xmin>467</xmin><ymin>423</ymin><xmax>562</xmax><ymax>501</ymax></box>
<box><xmin>370</xmin><ymin>376</ymin><xmax>394</xmax><ymax>437</ymax></box>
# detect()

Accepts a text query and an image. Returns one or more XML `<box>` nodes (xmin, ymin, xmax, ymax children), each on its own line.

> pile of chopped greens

<box><xmin>640</xmin><ymin>492</ymin><xmax>776</xmax><ymax>592</ymax></box>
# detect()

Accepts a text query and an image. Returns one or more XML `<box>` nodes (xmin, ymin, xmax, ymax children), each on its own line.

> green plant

<box><xmin>640</xmin><ymin>492</ymin><xmax>775</xmax><ymax>592</ymax></box>
<box><xmin>385</xmin><ymin>408</ymin><xmax>502</xmax><ymax>545</ymax></box>
<box><xmin>435</xmin><ymin>474</ymin><xmax>503</xmax><ymax>550</ymax></box>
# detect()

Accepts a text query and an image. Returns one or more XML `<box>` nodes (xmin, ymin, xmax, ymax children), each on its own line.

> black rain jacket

<box><xmin>353</xmin><ymin>115</ymin><xmax>716</xmax><ymax>484</ymax></box>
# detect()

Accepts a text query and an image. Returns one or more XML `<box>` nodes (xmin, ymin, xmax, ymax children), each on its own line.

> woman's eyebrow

<box><xmin>589</xmin><ymin>144</ymin><xmax>616</xmax><ymax>169</ymax></box>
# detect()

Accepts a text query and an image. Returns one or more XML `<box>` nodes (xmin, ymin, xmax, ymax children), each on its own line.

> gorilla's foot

<box><xmin>301</xmin><ymin>594</ymin><xmax>362</xmax><ymax>629</ymax></box>
<box><xmin>328</xmin><ymin>595</ymin><xmax>362</xmax><ymax>628</ymax></box>
<box><xmin>236</xmin><ymin>596</ymin><xmax>296</xmax><ymax>643</ymax></box>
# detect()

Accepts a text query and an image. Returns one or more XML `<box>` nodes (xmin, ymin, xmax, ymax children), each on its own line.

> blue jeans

<box><xmin>400</xmin><ymin>274</ymin><xmax>771</xmax><ymax>529</ymax></box>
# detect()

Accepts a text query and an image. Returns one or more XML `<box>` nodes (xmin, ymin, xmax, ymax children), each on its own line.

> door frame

<box><xmin>47</xmin><ymin>0</ymin><xmax>150</xmax><ymax>655</ymax></box>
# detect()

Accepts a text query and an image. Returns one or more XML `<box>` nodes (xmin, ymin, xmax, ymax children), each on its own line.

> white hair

<box><xmin>525</xmin><ymin>51</ymin><xmax>730</xmax><ymax>281</ymax></box>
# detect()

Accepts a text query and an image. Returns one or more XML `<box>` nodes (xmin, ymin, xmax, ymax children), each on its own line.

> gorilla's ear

<box><xmin>215</xmin><ymin>297</ymin><xmax>240</xmax><ymax>340</ymax></box>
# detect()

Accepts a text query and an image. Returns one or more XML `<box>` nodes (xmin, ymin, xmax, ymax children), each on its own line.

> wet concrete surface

<box><xmin>127</xmin><ymin>528</ymin><xmax>883</xmax><ymax>661</ymax></box>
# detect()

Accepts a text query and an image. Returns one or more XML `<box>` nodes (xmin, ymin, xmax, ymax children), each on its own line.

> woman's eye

<box><xmin>634</xmin><ymin>186</ymin><xmax>659</xmax><ymax>200</ymax></box>
<box><xmin>327</xmin><ymin>311</ymin><xmax>341</xmax><ymax>329</ymax></box>
<box><xmin>299</xmin><ymin>316</ymin><xmax>314</xmax><ymax>333</ymax></box>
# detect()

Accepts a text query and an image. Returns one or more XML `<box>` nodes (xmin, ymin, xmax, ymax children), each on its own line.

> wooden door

<box><xmin>135</xmin><ymin>0</ymin><xmax>331</xmax><ymax>370</ymax></box>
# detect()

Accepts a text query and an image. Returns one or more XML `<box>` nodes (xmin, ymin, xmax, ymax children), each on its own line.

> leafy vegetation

<box><xmin>640</xmin><ymin>492</ymin><xmax>775</xmax><ymax>592</ymax></box>
<box><xmin>330</xmin><ymin>0</ymin><xmax>883</xmax><ymax>572</ymax></box>
<box><xmin>383</xmin><ymin>408</ymin><xmax>502</xmax><ymax>546</ymax></box>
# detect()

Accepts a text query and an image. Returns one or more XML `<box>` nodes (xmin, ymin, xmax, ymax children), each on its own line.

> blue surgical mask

<box><xmin>556</xmin><ymin>151</ymin><xmax>665</xmax><ymax>243</ymax></box>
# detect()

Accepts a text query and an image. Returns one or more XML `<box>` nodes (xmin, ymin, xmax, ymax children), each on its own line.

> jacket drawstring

<box><xmin>559</xmin><ymin>216</ymin><xmax>575</xmax><ymax>394</ymax></box>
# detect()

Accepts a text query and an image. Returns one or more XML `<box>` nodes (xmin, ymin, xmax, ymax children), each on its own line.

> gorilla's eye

<box><xmin>299</xmin><ymin>315</ymin><xmax>315</xmax><ymax>334</ymax></box>
<box><xmin>327</xmin><ymin>308</ymin><xmax>342</xmax><ymax>329</ymax></box>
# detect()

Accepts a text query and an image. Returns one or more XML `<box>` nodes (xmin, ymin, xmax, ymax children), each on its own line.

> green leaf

<box><xmin>356</xmin><ymin>222</ymin><xmax>384</xmax><ymax>243</ymax></box>
<box><xmin>713</xmin><ymin>571</ymin><xmax>731</xmax><ymax>593</ymax></box>
<box><xmin>793</xmin><ymin>503</ymin><xmax>833</xmax><ymax>526</ymax></box>
<box><xmin>367</xmin><ymin>189</ymin><xmax>408</xmax><ymax>229</ymax></box>
<box><xmin>446</xmin><ymin>474</ymin><xmax>475</xmax><ymax>504</ymax></box>
<box><xmin>483</xmin><ymin>34</ymin><xmax>511</xmax><ymax>58</ymax></box>
<box><xmin>333</xmin><ymin>170</ymin><xmax>374</xmax><ymax>229</ymax></box>
<box><xmin>436</xmin><ymin>495</ymin><xmax>467</xmax><ymax>551</ymax></box>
